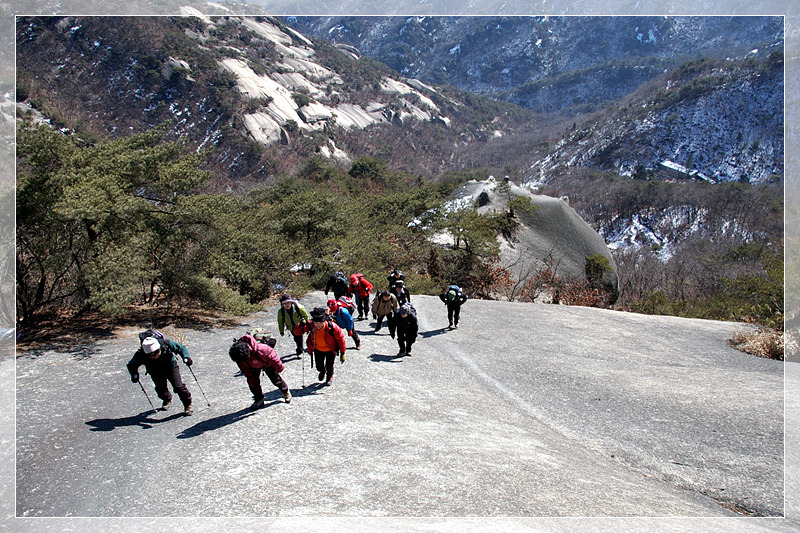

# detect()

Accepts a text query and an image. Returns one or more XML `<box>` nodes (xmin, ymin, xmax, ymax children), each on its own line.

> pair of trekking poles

<box><xmin>137</xmin><ymin>363</ymin><xmax>210</xmax><ymax>414</ymax></box>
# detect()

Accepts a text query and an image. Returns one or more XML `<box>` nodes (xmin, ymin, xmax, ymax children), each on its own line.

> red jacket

<box><xmin>294</xmin><ymin>319</ymin><xmax>347</xmax><ymax>354</ymax></box>
<box><xmin>235</xmin><ymin>334</ymin><xmax>284</xmax><ymax>376</ymax></box>
<box><xmin>348</xmin><ymin>274</ymin><xmax>373</xmax><ymax>299</ymax></box>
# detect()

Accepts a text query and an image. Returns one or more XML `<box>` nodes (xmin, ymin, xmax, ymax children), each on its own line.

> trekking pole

<box><xmin>137</xmin><ymin>380</ymin><xmax>157</xmax><ymax>415</ymax></box>
<box><xmin>186</xmin><ymin>365</ymin><xmax>211</xmax><ymax>407</ymax></box>
<box><xmin>302</xmin><ymin>347</ymin><xmax>306</xmax><ymax>388</ymax></box>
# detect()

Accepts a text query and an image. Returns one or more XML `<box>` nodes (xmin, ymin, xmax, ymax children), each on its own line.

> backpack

<box><xmin>247</xmin><ymin>327</ymin><xmax>277</xmax><ymax>348</ymax></box>
<box><xmin>338</xmin><ymin>296</ymin><xmax>356</xmax><ymax>315</ymax></box>
<box><xmin>138</xmin><ymin>329</ymin><xmax>165</xmax><ymax>343</ymax></box>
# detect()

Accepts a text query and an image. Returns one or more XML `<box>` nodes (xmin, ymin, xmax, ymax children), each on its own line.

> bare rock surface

<box><xmin>7</xmin><ymin>292</ymin><xmax>793</xmax><ymax>532</ymax></box>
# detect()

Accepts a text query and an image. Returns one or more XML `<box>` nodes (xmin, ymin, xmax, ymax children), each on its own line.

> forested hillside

<box><xmin>13</xmin><ymin>15</ymin><xmax>785</xmax><ymax>356</ymax></box>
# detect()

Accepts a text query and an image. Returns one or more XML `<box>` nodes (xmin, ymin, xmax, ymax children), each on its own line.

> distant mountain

<box><xmin>15</xmin><ymin>15</ymin><xmax>533</xmax><ymax>187</ymax></box>
<box><xmin>15</xmin><ymin>14</ymin><xmax>783</xmax><ymax>261</ymax></box>
<box><xmin>286</xmin><ymin>16</ymin><xmax>784</xmax><ymax>115</ymax></box>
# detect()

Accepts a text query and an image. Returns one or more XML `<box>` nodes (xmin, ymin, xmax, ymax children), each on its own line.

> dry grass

<box><xmin>728</xmin><ymin>327</ymin><xmax>784</xmax><ymax>361</ymax></box>
<box><xmin>15</xmin><ymin>302</ymin><xmax>245</xmax><ymax>353</ymax></box>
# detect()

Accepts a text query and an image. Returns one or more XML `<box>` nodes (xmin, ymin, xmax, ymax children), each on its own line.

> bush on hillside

<box><xmin>729</xmin><ymin>327</ymin><xmax>783</xmax><ymax>360</ymax></box>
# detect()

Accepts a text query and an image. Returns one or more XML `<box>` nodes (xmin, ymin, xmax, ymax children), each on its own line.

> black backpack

<box><xmin>138</xmin><ymin>329</ymin><xmax>165</xmax><ymax>343</ymax></box>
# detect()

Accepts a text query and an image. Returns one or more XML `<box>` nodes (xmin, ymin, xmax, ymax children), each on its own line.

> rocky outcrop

<box><xmin>448</xmin><ymin>177</ymin><xmax>619</xmax><ymax>302</ymax></box>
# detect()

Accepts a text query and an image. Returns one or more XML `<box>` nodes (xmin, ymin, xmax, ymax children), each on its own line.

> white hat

<box><xmin>142</xmin><ymin>337</ymin><xmax>161</xmax><ymax>354</ymax></box>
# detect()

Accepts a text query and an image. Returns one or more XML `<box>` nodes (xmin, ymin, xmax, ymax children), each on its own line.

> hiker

<box><xmin>439</xmin><ymin>284</ymin><xmax>469</xmax><ymax>329</ymax></box>
<box><xmin>348</xmin><ymin>273</ymin><xmax>373</xmax><ymax>320</ymax></box>
<box><xmin>324</xmin><ymin>271</ymin><xmax>350</xmax><ymax>300</ymax></box>
<box><xmin>328</xmin><ymin>298</ymin><xmax>361</xmax><ymax>350</ymax></box>
<box><xmin>293</xmin><ymin>307</ymin><xmax>347</xmax><ymax>386</ymax></box>
<box><xmin>127</xmin><ymin>333</ymin><xmax>194</xmax><ymax>415</ymax></box>
<box><xmin>277</xmin><ymin>293</ymin><xmax>310</xmax><ymax>356</ymax></box>
<box><xmin>229</xmin><ymin>333</ymin><xmax>291</xmax><ymax>408</ymax></box>
<box><xmin>390</xmin><ymin>279</ymin><xmax>411</xmax><ymax>306</ymax></box>
<box><xmin>371</xmin><ymin>290</ymin><xmax>398</xmax><ymax>335</ymax></box>
<box><xmin>395</xmin><ymin>303</ymin><xmax>419</xmax><ymax>357</ymax></box>
<box><xmin>386</xmin><ymin>268</ymin><xmax>405</xmax><ymax>290</ymax></box>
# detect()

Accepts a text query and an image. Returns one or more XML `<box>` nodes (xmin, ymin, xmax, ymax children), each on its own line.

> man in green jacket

<box><xmin>127</xmin><ymin>335</ymin><xmax>194</xmax><ymax>415</ymax></box>
<box><xmin>278</xmin><ymin>294</ymin><xmax>310</xmax><ymax>356</ymax></box>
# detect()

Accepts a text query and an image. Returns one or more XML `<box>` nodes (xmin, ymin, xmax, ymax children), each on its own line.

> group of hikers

<box><xmin>127</xmin><ymin>268</ymin><xmax>469</xmax><ymax>413</ymax></box>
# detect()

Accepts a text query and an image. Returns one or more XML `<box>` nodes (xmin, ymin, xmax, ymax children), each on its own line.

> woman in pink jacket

<box><xmin>229</xmin><ymin>334</ymin><xmax>291</xmax><ymax>408</ymax></box>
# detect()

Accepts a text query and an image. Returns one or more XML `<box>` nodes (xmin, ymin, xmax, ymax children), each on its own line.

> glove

<box><xmin>340</xmin><ymin>352</ymin><xmax>346</xmax><ymax>363</ymax></box>
<box><xmin>183</xmin><ymin>357</ymin><xmax>193</xmax><ymax>367</ymax></box>
<box><xmin>131</xmin><ymin>373</ymin><xmax>139</xmax><ymax>383</ymax></box>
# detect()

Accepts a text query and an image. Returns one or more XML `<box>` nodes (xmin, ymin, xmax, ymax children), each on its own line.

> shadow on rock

<box><xmin>86</xmin><ymin>410</ymin><xmax>182</xmax><ymax>431</ymax></box>
<box><xmin>280</xmin><ymin>353</ymin><xmax>303</xmax><ymax>363</ymax></box>
<box><xmin>420</xmin><ymin>327</ymin><xmax>449</xmax><ymax>339</ymax></box>
<box><xmin>177</xmin><ymin>407</ymin><xmax>256</xmax><ymax>439</ymax></box>
<box><xmin>368</xmin><ymin>352</ymin><xmax>408</xmax><ymax>363</ymax></box>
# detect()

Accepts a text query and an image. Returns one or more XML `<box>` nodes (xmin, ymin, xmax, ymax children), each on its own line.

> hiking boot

<box><xmin>283</xmin><ymin>390</ymin><xmax>292</xmax><ymax>404</ymax></box>
<box><xmin>325</xmin><ymin>376</ymin><xmax>333</xmax><ymax>386</ymax></box>
<box><xmin>183</xmin><ymin>404</ymin><xmax>193</xmax><ymax>416</ymax></box>
<box><xmin>454</xmin><ymin>324</ymin><xmax>459</xmax><ymax>329</ymax></box>
<box><xmin>318</xmin><ymin>370</ymin><xmax>326</xmax><ymax>381</ymax></box>
<box><xmin>161</xmin><ymin>399</ymin><xmax>172</xmax><ymax>410</ymax></box>
<box><xmin>251</xmin><ymin>398</ymin><xmax>265</xmax><ymax>409</ymax></box>
<box><xmin>295</xmin><ymin>348</ymin><xmax>303</xmax><ymax>356</ymax></box>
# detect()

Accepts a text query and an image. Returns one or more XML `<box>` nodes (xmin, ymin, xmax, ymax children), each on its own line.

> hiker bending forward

<box><xmin>439</xmin><ymin>284</ymin><xmax>469</xmax><ymax>329</ymax></box>
<box><xmin>127</xmin><ymin>336</ymin><xmax>194</xmax><ymax>415</ymax></box>
<box><xmin>229</xmin><ymin>334</ymin><xmax>291</xmax><ymax>408</ymax></box>
<box><xmin>328</xmin><ymin>299</ymin><xmax>361</xmax><ymax>350</ymax></box>
<box><xmin>371</xmin><ymin>290</ymin><xmax>398</xmax><ymax>335</ymax></box>
<box><xmin>294</xmin><ymin>307</ymin><xmax>346</xmax><ymax>386</ymax></box>
<box><xmin>395</xmin><ymin>304</ymin><xmax>418</xmax><ymax>357</ymax></box>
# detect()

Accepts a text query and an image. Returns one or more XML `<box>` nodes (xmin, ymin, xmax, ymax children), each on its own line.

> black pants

<box><xmin>375</xmin><ymin>313</ymin><xmax>395</xmax><ymax>335</ymax></box>
<box><xmin>247</xmin><ymin>367</ymin><xmax>289</xmax><ymax>401</ymax></box>
<box><xmin>355</xmin><ymin>295</ymin><xmax>369</xmax><ymax>318</ymax></box>
<box><xmin>397</xmin><ymin>330</ymin><xmax>415</xmax><ymax>354</ymax></box>
<box><xmin>447</xmin><ymin>304</ymin><xmax>461</xmax><ymax>326</ymax></box>
<box><xmin>152</xmin><ymin>365</ymin><xmax>192</xmax><ymax>407</ymax></box>
<box><xmin>314</xmin><ymin>349</ymin><xmax>336</xmax><ymax>379</ymax></box>
<box><xmin>292</xmin><ymin>333</ymin><xmax>304</xmax><ymax>353</ymax></box>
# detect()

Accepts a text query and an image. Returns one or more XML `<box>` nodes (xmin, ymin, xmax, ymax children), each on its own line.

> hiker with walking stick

<box><xmin>127</xmin><ymin>334</ymin><xmax>194</xmax><ymax>416</ymax></box>
<box><xmin>293</xmin><ymin>307</ymin><xmax>346</xmax><ymax>386</ymax></box>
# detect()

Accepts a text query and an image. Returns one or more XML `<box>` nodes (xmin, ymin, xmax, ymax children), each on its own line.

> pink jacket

<box><xmin>236</xmin><ymin>334</ymin><xmax>284</xmax><ymax>375</ymax></box>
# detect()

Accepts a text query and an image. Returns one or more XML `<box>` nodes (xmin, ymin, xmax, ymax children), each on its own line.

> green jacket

<box><xmin>278</xmin><ymin>302</ymin><xmax>310</xmax><ymax>335</ymax></box>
